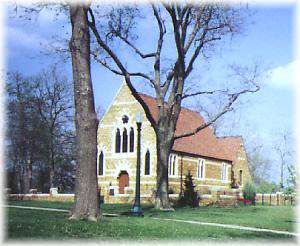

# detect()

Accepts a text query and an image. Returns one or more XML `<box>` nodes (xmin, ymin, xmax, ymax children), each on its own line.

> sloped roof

<box><xmin>217</xmin><ymin>136</ymin><xmax>244</xmax><ymax>161</ymax></box>
<box><xmin>139</xmin><ymin>93</ymin><xmax>242</xmax><ymax>162</ymax></box>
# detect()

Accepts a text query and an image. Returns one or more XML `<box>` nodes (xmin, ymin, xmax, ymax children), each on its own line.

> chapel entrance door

<box><xmin>118</xmin><ymin>171</ymin><xmax>129</xmax><ymax>194</ymax></box>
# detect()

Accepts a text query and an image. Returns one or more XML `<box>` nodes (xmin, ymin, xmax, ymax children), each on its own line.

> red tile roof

<box><xmin>218</xmin><ymin>136</ymin><xmax>244</xmax><ymax>161</ymax></box>
<box><xmin>139</xmin><ymin>93</ymin><xmax>243</xmax><ymax>162</ymax></box>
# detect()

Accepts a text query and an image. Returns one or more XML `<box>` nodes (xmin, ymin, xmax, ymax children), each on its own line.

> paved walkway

<box><xmin>152</xmin><ymin>217</ymin><xmax>297</xmax><ymax>236</ymax></box>
<box><xmin>4</xmin><ymin>205</ymin><xmax>119</xmax><ymax>217</ymax></box>
<box><xmin>6</xmin><ymin>205</ymin><xmax>297</xmax><ymax>236</ymax></box>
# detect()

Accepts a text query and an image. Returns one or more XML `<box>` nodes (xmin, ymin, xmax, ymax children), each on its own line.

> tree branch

<box><xmin>180</xmin><ymin>7</ymin><xmax>192</xmax><ymax>46</ymax></box>
<box><xmin>174</xmin><ymin>85</ymin><xmax>260</xmax><ymax>140</ymax></box>
<box><xmin>151</xmin><ymin>4</ymin><xmax>166</xmax><ymax>98</ymax></box>
<box><xmin>165</xmin><ymin>4</ymin><xmax>185</xmax><ymax>72</ymax></box>
<box><xmin>185</xmin><ymin>36</ymin><xmax>221</xmax><ymax>78</ymax></box>
<box><xmin>182</xmin><ymin>89</ymin><xmax>228</xmax><ymax>99</ymax></box>
<box><xmin>117</xmin><ymin>35</ymin><xmax>156</xmax><ymax>59</ymax></box>
<box><xmin>92</xmin><ymin>54</ymin><xmax>155</xmax><ymax>84</ymax></box>
<box><xmin>87</xmin><ymin>8</ymin><xmax>129</xmax><ymax>77</ymax></box>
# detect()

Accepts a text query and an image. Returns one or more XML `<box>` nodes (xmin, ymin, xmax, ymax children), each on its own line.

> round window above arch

<box><xmin>122</xmin><ymin>115</ymin><xmax>129</xmax><ymax>124</ymax></box>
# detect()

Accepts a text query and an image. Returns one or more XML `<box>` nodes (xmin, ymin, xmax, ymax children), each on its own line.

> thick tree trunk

<box><xmin>155</xmin><ymin>127</ymin><xmax>173</xmax><ymax>210</ymax></box>
<box><xmin>69</xmin><ymin>4</ymin><xmax>100</xmax><ymax>221</ymax></box>
<box><xmin>154</xmin><ymin>96</ymin><xmax>181</xmax><ymax>209</ymax></box>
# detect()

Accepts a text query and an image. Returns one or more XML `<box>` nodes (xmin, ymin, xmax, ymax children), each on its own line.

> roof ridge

<box><xmin>217</xmin><ymin>135</ymin><xmax>243</xmax><ymax>140</ymax></box>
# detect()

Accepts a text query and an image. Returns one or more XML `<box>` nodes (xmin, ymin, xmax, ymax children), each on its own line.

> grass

<box><xmin>5</xmin><ymin>200</ymin><xmax>297</xmax><ymax>241</ymax></box>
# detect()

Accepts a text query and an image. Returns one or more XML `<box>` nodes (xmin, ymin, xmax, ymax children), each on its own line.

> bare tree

<box><xmin>87</xmin><ymin>3</ymin><xmax>260</xmax><ymax>209</ymax></box>
<box><xmin>6</xmin><ymin>69</ymin><xmax>75</xmax><ymax>193</ymax></box>
<box><xmin>68</xmin><ymin>3</ymin><xmax>100</xmax><ymax>220</ymax></box>
<box><xmin>33</xmin><ymin>66</ymin><xmax>73</xmax><ymax>189</ymax></box>
<box><xmin>273</xmin><ymin>130</ymin><xmax>293</xmax><ymax>191</ymax></box>
<box><xmin>286</xmin><ymin>163</ymin><xmax>296</xmax><ymax>194</ymax></box>
<box><xmin>6</xmin><ymin>72</ymin><xmax>44</xmax><ymax>193</ymax></box>
<box><xmin>247</xmin><ymin>143</ymin><xmax>271</xmax><ymax>186</ymax></box>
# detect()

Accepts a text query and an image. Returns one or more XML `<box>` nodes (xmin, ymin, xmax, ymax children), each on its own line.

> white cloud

<box><xmin>6</xmin><ymin>24</ymin><xmax>66</xmax><ymax>58</ymax></box>
<box><xmin>265</xmin><ymin>60</ymin><xmax>298</xmax><ymax>89</ymax></box>
<box><xmin>6</xmin><ymin>25</ymin><xmax>49</xmax><ymax>50</ymax></box>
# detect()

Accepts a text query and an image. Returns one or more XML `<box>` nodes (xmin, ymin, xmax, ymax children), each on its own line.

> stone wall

<box><xmin>97</xmin><ymin>82</ymin><xmax>158</xmax><ymax>203</ymax></box>
<box><xmin>8</xmin><ymin>194</ymin><xmax>75</xmax><ymax>202</ymax></box>
<box><xmin>232</xmin><ymin>145</ymin><xmax>251</xmax><ymax>187</ymax></box>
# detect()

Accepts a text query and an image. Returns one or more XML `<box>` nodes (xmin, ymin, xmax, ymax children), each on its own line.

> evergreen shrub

<box><xmin>177</xmin><ymin>171</ymin><xmax>199</xmax><ymax>207</ymax></box>
<box><xmin>243</xmin><ymin>179</ymin><xmax>256</xmax><ymax>205</ymax></box>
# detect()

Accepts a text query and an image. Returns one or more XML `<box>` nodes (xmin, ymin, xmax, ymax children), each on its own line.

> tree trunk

<box><xmin>155</xmin><ymin>127</ymin><xmax>173</xmax><ymax>210</ymax></box>
<box><xmin>69</xmin><ymin>4</ymin><xmax>100</xmax><ymax>221</ymax></box>
<box><xmin>49</xmin><ymin>168</ymin><xmax>54</xmax><ymax>189</ymax></box>
<box><xmin>153</xmin><ymin>95</ymin><xmax>180</xmax><ymax>210</ymax></box>
<box><xmin>28</xmin><ymin>159</ymin><xmax>32</xmax><ymax>191</ymax></box>
<box><xmin>49</xmin><ymin>142</ymin><xmax>55</xmax><ymax>189</ymax></box>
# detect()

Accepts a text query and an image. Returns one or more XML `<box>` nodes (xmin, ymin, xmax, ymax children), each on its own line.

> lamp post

<box><xmin>131</xmin><ymin>111</ymin><xmax>143</xmax><ymax>216</ymax></box>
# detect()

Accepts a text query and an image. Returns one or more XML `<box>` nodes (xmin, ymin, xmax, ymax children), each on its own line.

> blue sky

<box><xmin>5</xmin><ymin>3</ymin><xmax>296</xmax><ymax>184</ymax></box>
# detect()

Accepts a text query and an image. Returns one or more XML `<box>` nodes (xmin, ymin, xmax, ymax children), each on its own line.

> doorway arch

<box><xmin>118</xmin><ymin>171</ymin><xmax>129</xmax><ymax>194</ymax></box>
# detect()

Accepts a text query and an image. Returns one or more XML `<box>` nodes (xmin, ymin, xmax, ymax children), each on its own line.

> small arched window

<box><xmin>172</xmin><ymin>156</ymin><xmax>176</xmax><ymax>176</ymax></box>
<box><xmin>122</xmin><ymin>128</ymin><xmax>128</xmax><ymax>152</ymax></box>
<box><xmin>115</xmin><ymin>128</ymin><xmax>121</xmax><ymax>153</ymax></box>
<box><xmin>145</xmin><ymin>150</ymin><xmax>150</xmax><ymax>175</ymax></box>
<box><xmin>129</xmin><ymin>127</ymin><xmax>134</xmax><ymax>152</ymax></box>
<box><xmin>98</xmin><ymin>151</ymin><xmax>104</xmax><ymax>176</ymax></box>
<box><xmin>239</xmin><ymin>170</ymin><xmax>243</xmax><ymax>185</ymax></box>
<box><xmin>197</xmin><ymin>160</ymin><xmax>204</xmax><ymax>179</ymax></box>
<box><xmin>169</xmin><ymin>154</ymin><xmax>177</xmax><ymax>176</ymax></box>
<box><xmin>200</xmin><ymin>161</ymin><xmax>204</xmax><ymax>178</ymax></box>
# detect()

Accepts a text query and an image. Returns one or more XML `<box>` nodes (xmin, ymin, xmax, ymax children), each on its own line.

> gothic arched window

<box><xmin>145</xmin><ymin>150</ymin><xmax>150</xmax><ymax>175</ymax></box>
<box><xmin>122</xmin><ymin>128</ymin><xmax>128</xmax><ymax>152</ymax></box>
<box><xmin>172</xmin><ymin>156</ymin><xmax>176</xmax><ymax>176</ymax></box>
<box><xmin>129</xmin><ymin>127</ymin><xmax>134</xmax><ymax>152</ymax></box>
<box><xmin>98</xmin><ymin>151</ymin><xmax>104</xmax><ymax>176</ymax></box>
<box><xmin>169</xmin><ymin>154</ymin><xmax>177</xmax><ymax>176</ymax></box>
<box><xmin>115</xmin><ymin>128</ymin><xmax>121</xmax><ymax>153</ymax></box>
<box><xmin>239</xmin><ymin>170</ymin><xmax>243</xmax><ymax>185</ymax></box>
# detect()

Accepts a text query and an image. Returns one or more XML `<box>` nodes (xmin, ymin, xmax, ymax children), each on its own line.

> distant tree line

<box><xmin>5</xmin><ymin>66</ymin><xmax>76</xmax><ymax>193</ymax></box>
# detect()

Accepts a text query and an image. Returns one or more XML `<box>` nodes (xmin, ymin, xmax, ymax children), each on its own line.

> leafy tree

<box><xmin>256</xmin><ymin>180</ymin><xmax>279</xmax><ymax>194</ymax></box>
<box><xmin>178</xmin><ymin>171</ymin><xmax>199</xmax><ymax>207</ymax></box>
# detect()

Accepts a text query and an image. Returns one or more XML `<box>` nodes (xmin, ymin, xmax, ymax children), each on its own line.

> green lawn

<box><xmin>5</xmin><ymin>200</ymin><xmax>297</xmax><ymax>241</ymax></box>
